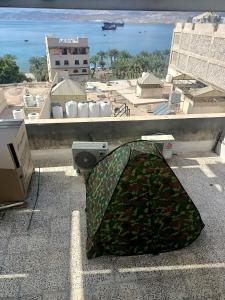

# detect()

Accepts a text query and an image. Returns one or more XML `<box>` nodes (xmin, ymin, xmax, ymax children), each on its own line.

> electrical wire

<box><xmin>27</xmin><ymin>167</ymin><xmax>41</xmax><ymax>231</ymax></box>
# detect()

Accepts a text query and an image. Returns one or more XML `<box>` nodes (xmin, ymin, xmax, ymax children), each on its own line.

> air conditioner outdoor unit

<box><xmin>72</xmin><ymin>141</ymin><xmax>108</xmax><ymax>171</ymax></box>
<box><xmin>141</xmin><ymin>134</ymin><xmax>175</xmax><ymax>159</ymax></box>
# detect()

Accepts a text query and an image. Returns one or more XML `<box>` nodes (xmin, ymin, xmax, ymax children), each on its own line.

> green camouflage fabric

<box><xmin>86</xmin><ymin>141</ymin><xmax>204</xmax><ymax>258</ymax></box>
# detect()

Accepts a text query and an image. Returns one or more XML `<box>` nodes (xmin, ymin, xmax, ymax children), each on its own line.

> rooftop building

<box><xmin>136</xmin><ymin>72</ymin><xmax>163</xmax><ymax>99</ymax></box>
<box><xmin>50</xmin><ymin>78</ymin><xmax>87</xmax><ymax>106</ymax></box>
<box><xmin>45</xmin><ymin>36</ymin><xmax>89</xmax><ymax>83</ymax></box>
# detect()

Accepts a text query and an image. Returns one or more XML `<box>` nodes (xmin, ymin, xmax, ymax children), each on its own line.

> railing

<box><xmin>114</xmin><ymin>103</ymin><xmax>130</xmax><ymax>117</ymax></box>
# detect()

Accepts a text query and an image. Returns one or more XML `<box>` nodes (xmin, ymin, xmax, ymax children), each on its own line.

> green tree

<box><xmin>107</xmin><ymin>49</ymin><xmax>114</xmax><ymax>66</ymax></box>
<box><xmin>98</xmin><ymin>59</ymin><xmax>106</xmax><ymax>70</ymax></box>
<box><xmin>139</xmin><ymin>50</ymin><xmax>150</xmax><ymax>57</ymax></box>
<box><xmin>29</xmin><ymin>56</ymin><xmax>48</xmax><ymax>81</ymax></box>
<box><xmin>96</xmin><ymin>51</ymin><xmax>106</xmax><ymax>61</ymax></box>
<box><xmin>111</xmin><ymin>49</ymin><xmax>170</xmax><ymax>80</ymax></box>
<box><xmin>90</xmin><ymin>55</ymin><xmax>98</xmax><ymax>69</ymax></box>
<box><xmin>118</xmin><ymin>50</ymin><xmax>132</xmax><ymax>60</ymax></box>
<box><xmin>90</xmin><ymin>55</ymin><xmax>99</xmax><ymax>77</ymax></box>
<box><xmin>0</xmin><ymin>54</ymin><xmax>27</xmax><ymax>84</ymax></box>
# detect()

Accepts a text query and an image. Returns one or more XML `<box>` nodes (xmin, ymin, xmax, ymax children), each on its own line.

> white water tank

<box><xmin>99</xmin><ymin>101</ymin><xmax>112</xmax><ymax>117</ymax></box>
<box><xmin>28</xmin><ymin>112</ymin><xmax>40</xmax><ymax>120</ymax></box>
<box><xmin>88</xmin><ymin>102</ymin><xmax>100</xmax><ymax>117</ymax></box>
<box><xmin>78</xmin><ymin>102</ymin><xmax>89</xmax><ymax>118</ymax></box>
<box><xmin>12</xmin><ymin>109</ymin><xmax>25</xmax><ymax>120</ymax></box>
<box><xmin>36</xmin><ymin>95</ymin><xmax>44</xmax><ymax>107</ymax></box>
<box><xmin>52</xmin><ymin>106</ymin><xmax>63</xmax><ymax>119</ymax></box>
<box><xmin>23</xmin><ymin>94</ymin><xmax>36</xmax><ymax>107</ymax></box>
<box><xmin>166</xmin><ymin>74</ymin><xmax>173</xmax><ymax>83</ymax></box>
<box><xmin>65</xmin><ymin>101</ymin><xmax>77</xmax><ymax>118</ymax></box>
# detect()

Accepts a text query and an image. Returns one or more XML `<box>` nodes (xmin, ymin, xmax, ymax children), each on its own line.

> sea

<box><xmin>0</xmin><ymin>20</ymin><xmax>173</xmax><ymax>72</ymax></box>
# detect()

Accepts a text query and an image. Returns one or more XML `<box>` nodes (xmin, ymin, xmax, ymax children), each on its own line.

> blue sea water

<box><xmin>0</xmin><ymin>20</ymin><xmax>173</xmax><ymax>72</ymax></box>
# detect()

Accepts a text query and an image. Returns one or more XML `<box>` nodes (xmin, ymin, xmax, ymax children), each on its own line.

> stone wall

<box><xmin>169</xmin><ymin>23</ymin><xmax>225</xmax><ymax>91</ymax></box>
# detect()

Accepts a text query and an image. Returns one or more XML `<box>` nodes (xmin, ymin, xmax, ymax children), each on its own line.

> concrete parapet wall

<box><xmin>25</xmin><ymin>114</ymin><xmax>225</xmax><ymax>150</ymax></box>
<box><xmin>0</xmin><ymin>88</ymin><xmax>7</xmax><ymax>114</ymax></box>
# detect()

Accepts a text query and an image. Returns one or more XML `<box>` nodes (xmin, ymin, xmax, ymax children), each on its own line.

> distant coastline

<box><xmin>0</xmin><ymin>8</ymin><xmax>197</xmax><ymax>24</ymax></box>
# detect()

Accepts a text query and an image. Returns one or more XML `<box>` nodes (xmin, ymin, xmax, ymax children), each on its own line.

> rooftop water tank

<box><xmin>36</xmin><ymin>95</ymin><xmax>44</xmax><ymax>107</ymax></box>
<box><xmin>88</xmin><ymin>102</ymin><xmax>100</xmax><ymax>118</ymax></box>
<box><xmin>52</xmin><ymin>105</ymin><xmax>63</xmax><ymax>119</ymax></box>
<box><xmin>65</xmin><ymin>101</ymin><xmax>78</xmax><ymax>118</ymax></box>
<box><xmin>78</xmin><ymin>102</ymin><xmax>88</xmax><ymax>118</ymax></box>
<box><xmin>23</xmin><ymin>94</ymin><xmax>36</xmax><ymax>107</ymax></box>
<box><xmin>99</xmin><ymin>101</ymin><xmax>112</xmax><ymax>117</ymax></box>
<box><xmin>28</xmin><ymin>112</ymin><xmax>40</xmax><ymax>120</ymax></box>
<box><xmin>12</xmin><ymin>109</ymin><xmax>25</xmax><ymax>120</ymax></box>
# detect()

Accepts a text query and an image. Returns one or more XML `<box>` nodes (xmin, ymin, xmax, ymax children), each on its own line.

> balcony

<box><xmin>1</xmin><ymin>114</ymin><xmax>225</xmax><ymax>298</ymax></box>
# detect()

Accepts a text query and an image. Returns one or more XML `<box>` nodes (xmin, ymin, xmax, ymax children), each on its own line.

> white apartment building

<box><xmin>45</xmin><ymin>36</ymin><xmax>89</xmax><ymax>82</ymax></box>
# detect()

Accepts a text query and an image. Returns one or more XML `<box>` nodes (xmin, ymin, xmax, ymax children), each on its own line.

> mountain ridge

<box><xmin>0</xmin><ymin>8</ymin><xmax>198</xmax><ymax>24</ymax></box>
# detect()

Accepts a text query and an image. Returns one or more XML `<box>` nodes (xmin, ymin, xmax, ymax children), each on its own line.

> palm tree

<box><xmin>90</xmin><ymin>55</ymin><xmax>98</xmax><ymax>69</ymax></box>
<box><xmin>110</xmin><ymin>49</ymin><xmax>119</xmax><ymax>62</ymax></box>
<box><xmin>98</xmin><ymin>59</ymin><xmax>106</xmax><ymax>70</ymax></box>
<box><xmin>139</xmin><ymin>50</ymin><xmax>149</xmax><ymax>57</ymax></box>
<box><xmin>96</xmin><ymin>51</ymin><xmax>107</xmax><ymax>70</ymax></box>
<box><xmin>29</xmin><ymin>56</ymin><xmax>48</xmax><ymax>81</ymax></box>
<box><xmin>118</xmin><ymin>50</ymin><xmax>132</xmax><ymax>60</ymax></box>
<box><xmin>96</xmin><ymin>51</ymin><xmax>106</xmax><ymax>62</ymax></box>
<box><xmin>89</xmin><ymin>55</ymin><xmax>99</xmax><ymax>77</ymax></box>
<box><xmin>108</xmin><ymin>49</ymin><xmax>114</xmax><ymax>66</ymax></box>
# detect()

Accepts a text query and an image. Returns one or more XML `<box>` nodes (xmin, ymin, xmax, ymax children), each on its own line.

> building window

<box><xmin>72</xmin><ymin>48</ymin><xmax>78</xmax><ymax>55</ymax></box>
<box><xmin>73</xmin><ymin>69</ymin><xmax>79</xmax><ymax>73</ymax></box>
<box><xmin>82</xmin><ymin>69</ymin><xmax>87</xmax><ymax>73</ymax></box>
<box><xmin>64</xmin><ymin>60</ymin><xmax>69</xmax><ymax>65</ymax></box>
<box><xmin>79</xmin><ymin>48</ymin><xmax>87</xmax><ymax>54</ymax></box>
<box><xmin>55</xmin><ymin>60</ymin><xmax>60</xmax><ymax>66</ymax></box>
<box><xmin>62</xmin><ymin>48</ymin><xmax>67</xmax><ymax>55</ymax></box>
<box><xmin>83</xmin><ymin>60</ymin><xmax>88</xmax><ymax>65</ymax></box>
<box><xmin>75</xmin><ymin>60</ymin><xmax>79</xmax><ymax>65</ymax></box>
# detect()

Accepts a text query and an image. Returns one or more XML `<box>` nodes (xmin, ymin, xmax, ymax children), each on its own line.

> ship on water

<box><xmin>102</xmin><ymin>24</ymin><xmax>117</xmax><ymax>30</ymax></box>
<box><xmin>102</xmin><ymin>20</ymin><xmax>124</xmax><ymax>30</ymax></box>
<box><xmin>104</xmin><ymin>21</ymin><xmax>124</xmax><ymax>27</ymax></box>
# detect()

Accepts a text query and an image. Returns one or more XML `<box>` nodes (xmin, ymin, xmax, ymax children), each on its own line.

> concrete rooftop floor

<box><xmin>1</xmin><ymin>152</ymin><xmax>225</xmax><ymax>299</ymax></box>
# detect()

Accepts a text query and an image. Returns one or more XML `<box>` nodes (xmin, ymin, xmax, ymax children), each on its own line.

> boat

<box><xmin>102</xmin><ymin>24</ymin><xmax>117</xmax><ymax>30</ymax></box>
<box><xmin>103</xmin><ymin>21</ymin><xmax>124</xmax><ymax>27</ymax></box>
<box><xmin>24</xmin><ymin>39</ymin><xmax>29</xmax><ymax>42</ymax></box>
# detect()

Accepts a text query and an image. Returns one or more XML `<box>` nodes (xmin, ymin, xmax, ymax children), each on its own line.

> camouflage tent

<box><xmin>86</xmin><ymin>140</ymin><xmax>204</xmax><ymax>259</ymax></box>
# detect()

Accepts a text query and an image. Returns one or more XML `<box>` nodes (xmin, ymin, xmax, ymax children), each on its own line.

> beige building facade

<box><xmin>168</xmin><ymin>23</ymin><xmax>225</xmax><ymax>92</ymax></box>
<box><xmin>45</xmin><ymin>36</ymin><xmax>89</xmax><ymax>82</ymax></box>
